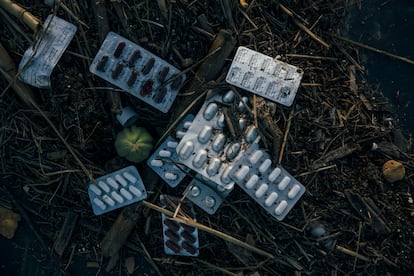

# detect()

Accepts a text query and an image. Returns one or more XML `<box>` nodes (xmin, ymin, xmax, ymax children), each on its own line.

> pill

<box><xmin>222</xmin><ymin>90</ymin><xmax>235</xmax><ymax>103</ymax></box>
<box><xmin>127</xmin><ymin>70</ymin><xmax>139</xmax><ymax>86</ymax></box>
<box><xmin>204</xmin><ymin>196</ymin><xmax>216</xmax><ymax>208</ymax></box>
<box><xmin>226</xmin><ymin>143</ymin><xmax>241</xmax><ymax>160</ymax></box>
<box><xmin>265</xmin><ymin>192</ymin><xmax>278</xmax><ymax>207</ymax></box>
<box><xmin>212</xmin><ymin>133</ymin><xmax>226</xmax><ymax>152</ymax></box>
<box><xmin>128</xmin><ymin>49</ymin><xmax>141</xmax><ymax>67</ymax></box>
<box><xmin>192</xmin><ymin>149</ymin><xmax>208</xmax><ymax>168</ymax></box>
<box><xmin>106</xmin><ymin>177</ymin><xmax>119</xmax><ymax>189</ymax></box>
<box><xmin>183</xmin><ymin>121</ymin><xmax>193</xmax><ymax>129</ymax></box>
<box><xmin>167</xmin><ymin>141</ymin><xmax>178</xmax><ymax>148</ymax></box>
<box><xmin>268</xmin><ymin>167</ymin><xmax>281</xmax><ymax>182</ymax></box>
<box><xmin>190</xmin><ymin>186</ymin><xmax>201</xmax><ymax>197</ymax></box>
<box><xmin>176</xmin><ymin>130</ymin><xmax>186</xmax><ymax>139</ymax></box>
<box><xmin>207</xmin><ymin>158</ymin><xmax>221</xmax><ymax>176</ymax></box>
<box><xmin>275</xmin><ymin>200</ymin><xmax>288</xmax><ymax>216</ymax></box>
<box><xmin>165</xmin><ymin>172</ymin><xmax>178</xmax><ymax>180</ymax></box>
<box><xmin>123</xmin><ymin>172</ymin><xmax>137</xmax><ymax>183</ymax></box>
<box><xmin>96</xmin><ymin>55</ymin><xmax>109</xmax><ymax>72</ymax></box>
<box><xmin>154</xmin><ymin>87</ymin><xmax>167</xmax><ymax>103</ymax></box>
<box><xmin>217</xmin><ymin>113</ymin><xmax>225</xmax><ymax>128</ymax></box>
<box><xmin>164</xmin><ymin>219</ymin><xmax>180</xmax><ymax>232</ymax></box>
<box><xmin>178</xmin><ymin>141</ymin><xmax>194</xmax><ymax>160</ymax></box>
<box><xmin>234</xmin><ymin>165</ymin><xmax>250</xmax><ymax>182</ymax></box>
<box><xmin>198</xmin><ymin>126</ymin><xmax>213</xmax><ymax>144</ymax></box>
<box><xmin>239</xmin><ymin>118</ymin><xmax>247</xmax><ymax>129</ymax></box>
<box><xmin>111</xmin><ymin>191</ymin><xmax>124</xmax><ymax>203</ymax></box>
<box><xmin>98</xmin><ymin>181</ymin><xmax>110</xmax><ymax>193</ymax></box>
<box><xmin>182</xmin><ymin>241</ymin><xmax>197</xmax><ymax>254</ymax></box>
<box><xmin>278</xmin><ymin>176</ymin><xmax>291</xmax><ymax>190</ymax></box>
<box><xmin>180</xmin><ymin>223</ymin><xmax>196</xmax><ymax>233</ymax></box>
<box><xmin>259</xmin><ymin>159</ymin><xmax>272</xmax><ymax>173</ymax></box>
<box><xmin>120</xmin><ymin>188</ymin><xmax>133</xmax><ymax>200</ymax></box>
<box><xmin>158</xmin><ymin>66</ymin><xmax>170</xmax><ymax>82</ymax></box>
<box><xmin>93</xmin><ymin>198</ymin><xmax>106</xmax><ymax>210</ymax></box>
<box><xmin>89</xmin><ymin>184</ymin><xmax>102</xmax><ymax>196</ymax></box>
<box><xmin>140</xmin><ymin>79</ymin><xmax>154</xmax><ymax>96</ymax></box>
<box><xmin>245</xmin><ymin>125</ymin><xmax>259</xmax><ymax>143</ymax></box>
<box><xmin>150</xmin><ymin>159</ymin><xmax>163</xmax><ymax>167</ymax></box>
<box><xmin>114</xmin><ymin>174</ymin><xmax>127</xmax><ymax>187</ymax></box>
<box><xmin>129</xmin><ymin>185</ymin><xmax>142</xmax><ymax>197</ymax></box>
<box><xmin>255</xmin><ymin>183</ymin><xmax>268</xmax><ymax>198</ymax></box>
<box><xmin>288</xmin><ymin>184</ymin><xmax>301</xmax><ymax>199</ymax></box>
<box><xmin>165</xmin><ymin>240</ymin><xmax>180</xmax><ymax>253</ymax></box>
<box><xmin>111</xmin><ymin>62</ymin><xmax>124</xmax><ymax>79</ymax></box>
<box><xmin>102</xmin><ymin>195</ymin><xmax>115</xmax><ymax>206</ymax></box>
<box><xmin>203</xmin><ymin>103</ymin><xmax>218</xmax><ymax>120</ymax></box>
<box><xmin>248</xmin><ymin>150</ymin><xmax>263</xmax><ymax>165</ymax></box>
<box><xmin>142</xmin><ymin>57</ymin><xmax>155</xmax><ymax>74</ymax></box>
<box><xmin>182</xmin><ymin>231</ymin><xmax>196</xmax><ymax>243</ymax></box>
<box><xmin>237</xmin><ymin>96</ymin><xmax>249</xmax><ymax>112</ymax></box>
<box><xmin>165</xmin><ymin>229</ymin><xmax>180</xmax><ymax>242</ymax></box>
<box><xmin>113</xmin><ymin>41</ymin><xmax>126</xmax><ymax>57</ymax></box>
<box><xmin>159</xmin><ymin>150</ymin><xmax>172</xmax><ymax>158</ymax></box>
<box><xmin>245</xmin><ymin>174</ymin><xmax>259</xmax><ymax>189</ymax></box>
<box><xmin>221</xmin><ymin>165</ymin><xmax>233</xmax><ymax>184</ymax></box>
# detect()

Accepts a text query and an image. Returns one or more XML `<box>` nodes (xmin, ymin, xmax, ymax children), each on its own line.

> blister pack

<box><xmin>176</xmin><ymin>91</ymin><xmax>260</xmax><ymax>189</ymax></box>
<box><xmin>184</xmin><ymin>174</ymin><xmax>233</xmax><ymax>215</ymax></box>
<box><xmin>226</xmin><ymin>46</ymin><xmax>303</xmax><ymax>107</ymax></box>
<box><xmin>160</xmin><ymin>195</ymin><xmax>199</xmax><ymax>256</ymax></box>
<box><xmin>90</xmin><ymin>32</ymin><xmax>185</xmax><ymax>113</ymax></box>
<box><xmin>88</xmin><ymin>166</ymin><xmax>147</xmax><ymax>215</ymax></box>
<box><xmin>147</xmin><ymin>115</ymin><xmax>194</xmax><ymax>187</ymax></box>
<box><xmin>228</xmin><ymin>143</ymin><xmax>305</xmax><ymax>220</ymax></box>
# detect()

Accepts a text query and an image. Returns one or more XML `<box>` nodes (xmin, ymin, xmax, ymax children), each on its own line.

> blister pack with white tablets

<box><xmin>160</xmin><ymin>195</ymin><xmax>199</xmax><ymax>256</ymax></box>
<box><xmin>176</xmin><ymin>91</ymin><xmax>260</xmax><ymax>189</ymax></box>
<box><xmin>226</xmin><ymin>46</ymin><xmax>303</xmax><ymax>107</ymax></box>
<box><xmin>90</xmin><ymin>32</ymin><xmax>185</xmax><ymax>113</ymax></box>
<box><xmin>88</xmin><ymin>166</ymin><xmax>147</xmax><ymax>215</ymax></box>
<box><xmin>228</xmin><ymin>144</ymin><xmax>305</xmax><ymax>221</ymax></box>
<box><xmin>184</xmin><ymin>174</ymin><xmax>233</xmax><ymax>215</ymax></box>
<box><xmin>147</xmin><ymin>115</ymin><xmax>194</xmax><ymax>187</ymax></box>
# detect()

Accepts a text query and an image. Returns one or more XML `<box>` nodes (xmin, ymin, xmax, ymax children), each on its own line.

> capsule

<box><xmin>222</xmin><ymin>90</ymin><xmax>235</xmax><ymax>103</ymax></box>
<box><xmin>255</xmin><ymin>183</ymin><xmax>268</xmax><ymax>198</ymax></box>
<box><xmin>221</xmin><ymin>165</ymin><xmax>233</xmax><ymax>184</ymax></box>
<box><xmin>96</xmin><ymin>55</ymin><xmax>109</xmax><ymax>72</ymax></box>
<box><xmin>216</xmin><ymin>184</ymin><xmax>226</xmax><ymax>192</ymax></box>
<box><xmin>237</xmin><ymin>96</ymin><xmax>249</xmax><ymax>112</ymax></box>
<box><xmin>178</xmin><ymin>141</ymin><xmax>194</xmax><ymax>160</ymax></box>
<box><xmin>204</xmin><ymin>196</ymin><xmax>216</xmax><ymax>208</ymax></box>
<box><xmin>203</xmin><ymin>103</ymin><xmax>218</xmax><ymax>120</ymax></box>
<box><xmin>165</xmin><ymin>240</ymin><xmax>180</xmax><ymax>253</ymax></box>
<box><xmin>226</xmin><ymin>143</ymin><xmax>241</xmax><ymax>160</ymax></box>
<box><xmin>288</xmin><ymin>184</ymin><xmax>301</xmax><ymax>199</ymax></box>
<box><xmin>183</xmin><ymin>121</ymin><xmax>193</xmax><ymax>129</ymax></box>
<box><xmin>111</xmin><ymin>191</ymin><xmax>124</xmax><ymax>203</ymax></box>
<box><xmin>170</xmin><ymin>75</ymin><xmax>183</xmax><ymax>89</ymax></box>
<box><xmin>217</xmin><ymin>113</ymin><xmax>226</xmax><ymax>128</ymax></box>
<box><xmin>123</xmin><ymin>172</ymin><xmax>137</xmax><ymax>183</ymax></box>
<box><xmin>102</xmin><ymin>195</ymin><xmax>116</xmax><ymax>206</ymax></box>
<box><xmin>154</xmin><ymin>87</ymin><xmax>167</xmax><ymax>103</ymax></box>
<box><xmin>234</xmin><ymin>165</ymin><xmax>250</xmax><ymax>182</ymax></box>
<box><xmin>165</xmin><ymin>229</ymin><xmax>180</xmax><ymax>242</ymax></box>
<box><xmin>248</xmin><ymin>150</ymin><xmax>263</xmax><ymax>165</ymax></box>
<box><xmin>159</xmin><ymin>150</ymin><xmax>172</xmax><ymax>158</ymax></box>
<box><xmin>106</xmin><ymin>177</ymin><xmax>119</xmax><ymax>189</ymax></box>
<box><xmin>176</xmin><ymin>130</ymin><xmax>186</xmax><ymax>139</ymax></box>
<box><xmin>150</xmin><ymin>159</ymin><xmax>163</xmax><ymax>167</ymax></box>
<box><xmin>258</xmin><ymin>158</ymin><xmax>272</xmax><ymax>173</ymax></box>
<box><xmin>127</xmin><ymin>70</ymin><xmax>139</xmax><ymax>86</ymax></box>
<box><xmin>120</xmin><ymin>188</ymin><xmax>133</xmax><ymax>200</ymax></box>
<box><xmin>245</xmin><ymin>174</ymin><xmax>259</xmax><ymax>189</ymax></box>
<box><xmin>158</xmin><ymin>66</ymin><xmax>170</xmax><ymax>82</ymax></box>
<box><xmin>115</xmin><ymin>174</ymin><xmax>128</xmax><ymax>187</ymax></box>
<box><xmin>128</xmin><ymin>49</ymin><xmax>141</xmax><ymax>67</ymax></box>
<box><xmin>268</xmin><ymin>167</ymin><xmax>281</xmax><ymax>182</ymax></box>
<box><xmin>165</xmin><ymin>172</ymin><xmax>178</xmax><ymax>180</ymax></box>
<box><xmin>129</xmin><ymin>185</ymin><xmax>142</xmax><ymax>197</ymax></box>
<box><xmin>245</xmin><ymin>125</ymin><xmax>259</xmax><ymax>143</ymax></box>
<box><xmin>239</xmin><ymin>118</ymin><xmax>247</xmax><ymax>129</ymax></box>
<box><xmin>275</xmin><ymin>200</ymin><xmax>288</xmax><ymax>216</ymax></box>
<box><xmin>190</xmin><ymin>186</ymin><xmax>201</xmax><ymax>197</ymax></box>
<box><xmin>164</xmin><ymin>219</ymin><xmax>180</xmax><ymax>232</ymax></box>
<box><xmin>212</xmin><ymin>133</ymin><xmax>226</xmax><ymax>152</ymax></box>
<box><xmin>89</xmin><ymin>184</ymin><xmax>102</xmax><ymax>196</ymax></box>
<box><xmin>167</xmin><ymin>141</ymin><xmax>178</xmax><ymax>148</ymax></box>
<box><xmin>93</xmin><ymin>198</ymin><xmax>106</xmax><ymax>210</ymax></box>
<box><xmin>207</xmin><ymin>158</ymin><xmax>221</xmax><ymax>176</ymax></box>
<box><xmin>264</xmin><ymin>192</ymin><xmax>278</xmax><ymax>207</ymax></box>
<box><xmin>111</xmin><ymin>62</ymin><xmax>125</xmax><ymax>79</ymax></box>
<box><xmin>192</xmin><ymin>149</ymin><xmax>208</xmax><ymax>168</ymax></box>
<box><xmin>140</xmin><ymin>79</ymin><xmax>154</xmax><ymax>96</ymax></box>
<box><xmin>98</xmin><ymin>181</ymin><xmax>110</xmax><ymax>193</ymax></box>
<box><xmin>142</xmin><ymin>57</ymin><xmax>155</xmax><ymax>74</ymax></box>
<box><xmin>182</xmin><ymin>231</ymin><xmax>196</xmax><ymax>243</ymax></box>
<box><xmin>180</xmin><ymin>223</ymin><xmax>196</xmax><ymax>233</ymax></box>
<box><xmin>182</xmin><ymin>241</ymin><xmax>197</xmax><ymax>254</ymax></box>
<box><xmin>278</xmin><ymin>176</ymin><xmax>291</xmax><ymax>190</ymax></box>
<box><xmin>198</xmin><ymin>126</ymin><xmax>213</xmax><ymax>144</ymax></box>
<box><xmin>113</xmin><ymin>41</ymin><xmax>126</xmax><ymax>58</ymax></box>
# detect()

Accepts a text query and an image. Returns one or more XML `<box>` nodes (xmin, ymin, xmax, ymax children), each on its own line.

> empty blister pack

<box><xmin>90</xmin><ymin>32</ymin><xmax>185</xmax><ymax>113</ymax></box>
<box><xmin>160</xmin><ymin>195</ymin><xmax>199</xmax><ymax>256</ymax></box>
<box><xmin>229</xmin><ymin>144</ymin><xmax>305</xmax><ymax>220</ymax></box>
<box><xmin>226</xmin><ymin>46</ymin><xmax>303</xmax><ymax>107</ymax></box>
<box><xmin>184</xmin><ymin>175</ymin><xmax>233</xmax><ymax>215</ymax></box>
<box><xmin>147</xmin><ymin>114</ymin><xmax>194</xmax><ymax>187</ymax></box>
<box><xmin>176</xmin><ymin>91</ymin><xmax>260</xmax><ymax>189</ymax></box>
<box><xmin>88</xmin><ymin>166</ymin><xmax>147</xmax><ymax>215</ymax></box>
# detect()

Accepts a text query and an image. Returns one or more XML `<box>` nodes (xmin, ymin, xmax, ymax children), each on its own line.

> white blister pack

<box><xmin>175</xmin><ymin>91</ymin><xmax>260</xmax><ymax>189</ymax></box>
<box><xmin>90</xmin><ymin>32</ymin><xmax>185</xmax><ymax>113</ymax></box>
<box><xmin>147</xmin><ymin>115</ymin><xmax>194</xmax><ymax>187</ymax></box>
<box><xmin>228</xmin><ymin>144</ymin><xmax>305</xmax><ymax>221</ymax></box>
<box><xmin>226</xmin><ymin>46</ymin><xmax>303</xmax><ymax>107</ymax></box>
<box><xmin>88</xmin><ymin>166</ymin><xmax>147</xmax><ymax>215</ymax></box>
<box><xmin>184</xmin><ymin>174</ymin><xmax>233</xmax><ymax>215</ymax></box>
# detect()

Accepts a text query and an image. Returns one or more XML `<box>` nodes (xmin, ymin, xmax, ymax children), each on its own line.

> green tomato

<box><xmin>115</xmin><ymin>126</ymin><xmax>153</xmax><ymax>163</ymax></box>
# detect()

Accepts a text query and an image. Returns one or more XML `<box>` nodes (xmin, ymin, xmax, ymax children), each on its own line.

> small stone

<box><xmin>382</xmin><ymin>160</ymin><xmax>405</xmax><ymax>183</ymax></box>
<box><xmin>0</xmin><ymin>207</ymin><xmax>21</xmax><ymax>239</ymax></box>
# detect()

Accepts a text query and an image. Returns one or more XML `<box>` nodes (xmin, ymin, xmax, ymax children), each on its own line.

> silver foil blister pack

<box><xmin>90</xmin><ymin>32</ymin><xmax>185</xmax><ymax>112</ymax></box>
<box><xmin>226</xmin><ymin>46</ymin><xmax>303</xmax><ymax>107</ymax></box>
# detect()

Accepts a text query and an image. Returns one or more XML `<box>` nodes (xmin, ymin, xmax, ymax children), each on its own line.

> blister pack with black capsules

<box><xmin>160</xmin><ymin>195</ymin><xmax>199</xmax><ymax>256</ymax></box>
<box><xmin>228</xmin><ymin>143</ymin><xmax>306</xmax><ymax>221</ymax></box>
<box><xmin>88</xmin><ymin>166</ymin><xmax>147</xmax><ymax>215</ymax></box>
<box><xmin>147</xmin><ymin>114</ymin><xmax>194</xmax><ymax>187</ymax></box>
<box><xmin>175</xmin><ymin>91</ymin><xmax>260</xmax><ymax>189</ymax></box>
<box><xmin>226</xmin><ymin>46</ymin><xmax>303</xmax><ymax>107</ymax></box>
<box><xmin>90</xmin><ymin>32</ymin><xmax>185</xmax><ymax>113</ymax></box>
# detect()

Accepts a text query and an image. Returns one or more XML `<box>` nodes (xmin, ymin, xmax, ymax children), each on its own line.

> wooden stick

<box><xmin>0</xmin><ymin>0</ymin><xmax>41</xmax><ymax>33</ymax></box>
